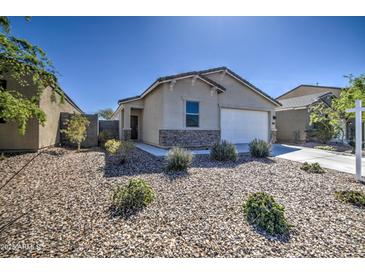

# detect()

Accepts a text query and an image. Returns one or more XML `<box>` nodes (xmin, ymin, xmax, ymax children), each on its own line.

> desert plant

<box><xmin>104</xmin><ymin>139</ymin><xmax>134</xmax><ymax>163</ymax></box>
<box><xmin>300</xmin><ymin>162</ymin><xmax>325</xmax><ymax>174</ymax></box>
<box><xmin>111</xmin><ymin>178</ymin><xmax>155</xmax><ymax>216</ymax></box>
<box><xmin>105</xmin><ymin>139</ymin><xmax>121</xmax><ymax>154</ymax></box>
<box><xmin>249</xmin><ymin>138</ymin><xmax>271</xmax><ymax>157</ymax></box>
<box><xmin>60</xmin><ymin>114</ymin><xmax>90</xmax><ymax>151</ymax></box>
<box><xmin>314</xmin><ymin>145</ymin><xmax>336</xmax><ymax>151</ymax></box>
<box><xmin>166</xmin><ymin>147</ymin><xmax>193</xmax><ymax>171</ymax></box>
<box><xmin>210</xmin><ymin>140</ymin><xmax>238</xmax><ymax>161</ymax></box>
<box><xmin>335</xmin><ymin>190</ymin><xmax>365</xmax><ymax>207</ymax></box>
<box><xmin>243</xmin><ymin>192</ymin><xmax>291</xmax><ymax>237</ymax></box>
<box><xmin>119</xmin><ymin>141</ymin><xmax>135</xmax><ymax>163</ymax></box>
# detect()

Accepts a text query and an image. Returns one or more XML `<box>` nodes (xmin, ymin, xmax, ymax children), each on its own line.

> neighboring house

<box><xmin>112</xmin><ymin>67</ymin><xmax>281</xmax><ymax>148</ymax></box>
<box><xmin>275</xmin><ymin>84</ymin><xmax>343</xmax><ymax>143</ymax></box>
<box><xmin>0</xmin><ymin>77</ymin><xmax>83</xmax><ymax>151</ymax></box>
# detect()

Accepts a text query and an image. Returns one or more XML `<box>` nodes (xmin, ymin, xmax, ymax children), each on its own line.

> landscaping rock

<box><xmin>0</xmin><ymin>147</ymin><xmax>364</xmax><ymax>257</ymax></box>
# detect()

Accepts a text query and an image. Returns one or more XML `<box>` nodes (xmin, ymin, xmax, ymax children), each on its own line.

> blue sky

<box><xmin>9</xmin><ymin>16</ymin><xmax>365</xmax><ymax>113</ymax></box>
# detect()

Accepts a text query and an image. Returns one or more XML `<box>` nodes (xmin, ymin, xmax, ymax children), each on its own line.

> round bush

<box><xmin>210</xmin><ymin>140</ymin><xmax>237</xmax><ymax>161</ymax></box>
<box><xmin>166</xmin><ymin>147</ymin><xmax>193</xmax><ymax>171</ymax></box>
<box><xmin>105</xmin><ymin>139</ymin><xmax>121</xmax><ymax>155</ymax></box>
<box><xmin>335</xmin><ymin>190</ymin><xmax>365</xmax><ymax>207</ymax></box>
<box><xmin>112</xmin><ymin>178</ymin><xmax>155</xmax><ymax>216</ymax></box>
<box><xmin>249</xmin><ymin>138</ymin><xmax>270</xmax><ymax>157</ymax></box>
<box><xmin>243</xmin><ymin>192</ymin><xmax>291</xmax><ymax>237</ymax></box>
<box><xmin>300</xmin><ymin>162</ymin><xmax>325</xmax><ymax>174</ymax></box>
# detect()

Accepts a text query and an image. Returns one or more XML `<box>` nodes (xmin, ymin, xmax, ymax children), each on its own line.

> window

<box><xmin>186</xmin><ymin>101</ymin><xmax>199</xmax><ymax>127</ymax></box>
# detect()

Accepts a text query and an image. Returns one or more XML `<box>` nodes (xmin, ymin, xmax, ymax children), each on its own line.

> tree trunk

<box><xmin>77</xmin><ymin>142</ymin><xmax>81</xmax><ymax>152</ymax></box>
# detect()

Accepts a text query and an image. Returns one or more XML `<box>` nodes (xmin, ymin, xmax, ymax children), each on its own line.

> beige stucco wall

<box><xmin>0</xmin><ymin>119</ymin><xmax>39</xmax><ymax>150</ymax></box>
<box><xmin>142</xmin><ymin>85</ymin><xmax>163</xmax><ymax>145</ymax></box>
<box><xmin>115</xmin><ymin>72</ymin><xmax>278</xmax><ymax>146</ymax></box>
<box><xmin>0</xmin><ymin>76</ymin><xmax>82</xmax><ymax>151</ymax></box>
<box><xmin>206</xmin><ymin>72</ymin><xmax>277</xmax><ymax>111</ymax></box>
<box><xmin>38</xmin><ymin>87</ymin><xmax>81</xmax><ymax>148</ymax></box>
<box><xmin>205</xmin><ymin>72</ymin><xmax>277</xmax><ymax>136</ymax></box>
<box><xmin>276</xmin><ymin>109</ymin><xmax>309</xmax><ymax>143</ymax></box>
<box><xmin>162</xmin><ymin>78</ymin><xmax>220</xmax><ymax>130</ymax></box>
<box><xmin>0</xmin><ymin>76</ymin><xmax>39</xmax><ymax>150</ymax></box>
<box><xmin>279</xmin><ymin>86</ymin><xmax>341</xmax><ymax>100</ymax></box>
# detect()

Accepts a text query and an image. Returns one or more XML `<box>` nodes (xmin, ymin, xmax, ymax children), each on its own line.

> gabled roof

<box><xmin>276</xmin><ymin>84</ymin><xmax>342</xmax><ymax>100</ymax></box>
<box><xmin>118</xmin><ymin>66</ymin><xmax>281</xmax><ymax>106</ymax></box>
<box><xmin>276</xmin><ymin>91</ymin><xmax>336</xmax><ymax>110</ymax></box>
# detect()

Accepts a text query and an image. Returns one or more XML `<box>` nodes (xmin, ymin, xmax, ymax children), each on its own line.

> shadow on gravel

<box><xmin>103</xmin><ymin>148</ymin><xmax>277</xmax><ymax>178</ymax></box>
<box><xmin>55</xmin><ymin>146</ymin><xmax>102</xmax><ymax>154</ymax></box>
<box><xmin>190</xmin><ymin>155</ymin><xmax>276</xmax><ymax>169</ymax></box>
<box><xmin>108</xmin><ymin>205</ymin><xmax>143</xmax><ymax>220</ymax></box>
<box><xmin>163</xmin><ymin>170</ymin><xmax>190</xmax><ymax>182</ymax></box>
<box><xmin>103</xmin><ymin>148</ymin><xmax>165</xmax><ymax>178</ymax></box>
<box><xmin>250</xmin><ymin>226</ymin><xmax>292</xmax><ymax>243</ymax></box>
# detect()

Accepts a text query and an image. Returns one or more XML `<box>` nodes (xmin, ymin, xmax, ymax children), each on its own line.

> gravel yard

<box><xmin>1</xmin><ymin>147</ymin><xmax>365</xmax><ymax>257</ymax></box>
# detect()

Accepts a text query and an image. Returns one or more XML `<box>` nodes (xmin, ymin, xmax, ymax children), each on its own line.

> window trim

<box><xmin>185</xmin><ymin>100</ymin><xmax>200</xmax><ymax>128</ymax></box>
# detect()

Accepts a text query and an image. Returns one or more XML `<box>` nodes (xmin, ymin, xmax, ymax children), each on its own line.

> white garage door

<box><xmin>221</xmin><ymin>108</ymin><xmax>269</xmax><ymax>143</ymax></box>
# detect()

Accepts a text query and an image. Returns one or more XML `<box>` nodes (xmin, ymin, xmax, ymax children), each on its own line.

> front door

<box><xmin>130</xmin><ymin>115</ymin><xmax>138</xmax><ymax>140</ymax></box>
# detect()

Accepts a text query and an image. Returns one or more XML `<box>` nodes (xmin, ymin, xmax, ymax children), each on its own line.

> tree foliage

<box><xmin>308</xmin><ymin>102</ymin><xmax>339</xmax><ymax>143</ymax></box>
<box><xmin>333</xmin><ymin>74</ymin><xmax>365</xmax><ymax>120</ymax></box>
<box><xmin>0</xmin><ymin>16</ymin><xmax>62</xmax><ymax>134</ymax></box>
<box><xmin>61</xmin><ymin>114</ymin><xmax>90</xmax><ymax>151</ymax></box>
<box><xmin>96</xmin><ymin>108</ymin><xmax>114</xmax><ymax>120</ymax></box>
<box><xmin>309</xmin><ymin>74</ymin><xmax>365</xmax><ymax>142</ymax></box>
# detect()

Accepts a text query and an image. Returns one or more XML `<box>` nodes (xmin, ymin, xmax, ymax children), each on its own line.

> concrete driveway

<box><xmin>272</xmin><ymin>144</ymin><xmax>365</xmax><ymax>176</ymax></box>
<box><xmin>135</xmin><ymin>143</ymin><xmax>365</xmax><ymax>176</ymax></box>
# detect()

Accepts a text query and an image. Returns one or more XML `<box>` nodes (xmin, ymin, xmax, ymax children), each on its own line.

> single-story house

<box><xmin>0</xmin><ymin>77</ymin><xmax>83</xmax><ymax>151</ymax></box>
<box><xmin>275</xmin><ymin>84</ymin><xmax>354</xmax><ymax>143</ymax></box>
<box><xmin>112</xmin><ymin>67</ymin><xmax>281</xmax><ymax>148</ymax></box>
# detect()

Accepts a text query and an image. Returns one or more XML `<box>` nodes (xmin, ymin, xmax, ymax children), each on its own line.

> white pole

<box><xmin>355</xmin><ymin>100</ymin><xmax>362</xmax><ymax>181</ymax></box>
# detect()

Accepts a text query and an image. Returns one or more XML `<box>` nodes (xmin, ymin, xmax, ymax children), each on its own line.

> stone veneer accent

<box><xmin>159</xmin><ymin>129</ymin><xmax>220</xmax><ymax>148</ymax></box>
<box><xmin>122</xmin><ymin>129</ymin><xmax>131</xmax><ymax>141</ymax></box>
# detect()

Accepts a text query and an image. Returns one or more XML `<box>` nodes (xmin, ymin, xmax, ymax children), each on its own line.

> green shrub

<box><xmin>314</xmin><ymin>145</ymin><xmax>335</xmax><ymax>151</ymax></box>
<box><xmin>60</xmin><ymin>114</ymin><xmax>90</xmax><ymax>151</ymax></box>
<box><xmin>335</xmin><ymin>191</ymin><xmax>365</xmax><ymax>207</ymax></box>
<box><xmin>166</xmin><ymin>147</ymin><xmax>193</xmax><ymax>171</ymax></box>
<box><xmin>119</xmin><ymin>141</ymin><xmax>135</xmax><ymax>163</ymax></box>
<box><xmin>300</xmin><ymin>162</ymin><xmax>325</xmax><ymax>174</ymax></box>
<box><xmin>112</xmin><ymin>178</ymin><xmax>155</xmax><ymax>216</ymax></box>
<box><xmin>105</xmin><ymin>139</ymin><xmax>135</xmax><ymax>163</ymax></box>
<box><xmin>105</xmin><ymin>139</ymin><xmax>121</xmax><ymax>155</ymax></box>
<box><xmin>243</xmin><ymin>192</ymin><xmax>291</xmax><ymax>237</ymax></box>
<box><xmin>249</xmin><ymin>138</ymin><xmax>271</xmax><ymax>157</ymax></box>
<box><xmin>210</xmin><ymin>140</ymin><xmax>237</xmax><ymax>161</ymax></box>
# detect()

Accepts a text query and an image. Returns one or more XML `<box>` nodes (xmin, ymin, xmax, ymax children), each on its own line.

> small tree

<box><xmin>309</xmin><ymin>74</ymin><xmax>365</xmax><ymax>143</ymax></box>
<box><xmin>61</xmin><ymin>114</ymin><xmax>90</xmax><ymax>151</ymax></box>
<box><xmin>0</xmin><ymin>16</ymin><xmax>63</xmax><ymax>135</ymax></box>
<box><xmin>96</xmin><ymin>108</ymin><xmax>114</xmax><ymax>120</ymax></box>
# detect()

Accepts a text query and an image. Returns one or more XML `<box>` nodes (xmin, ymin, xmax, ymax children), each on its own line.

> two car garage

<box><xmin>220</xmin><ymin>108</ymin><xmax>269</xmax><ymax>144</ymax></box>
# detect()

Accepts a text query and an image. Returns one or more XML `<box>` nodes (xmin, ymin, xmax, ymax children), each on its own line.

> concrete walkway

<box><xmin>135</xmin><ymin>143</ymin><xmax>365</xmax><ymax>176</ymax></box>
<box><xmin>274</xmin><ymin>144</ymin><xmax>365</xmax><ymax>176</ymax></box>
